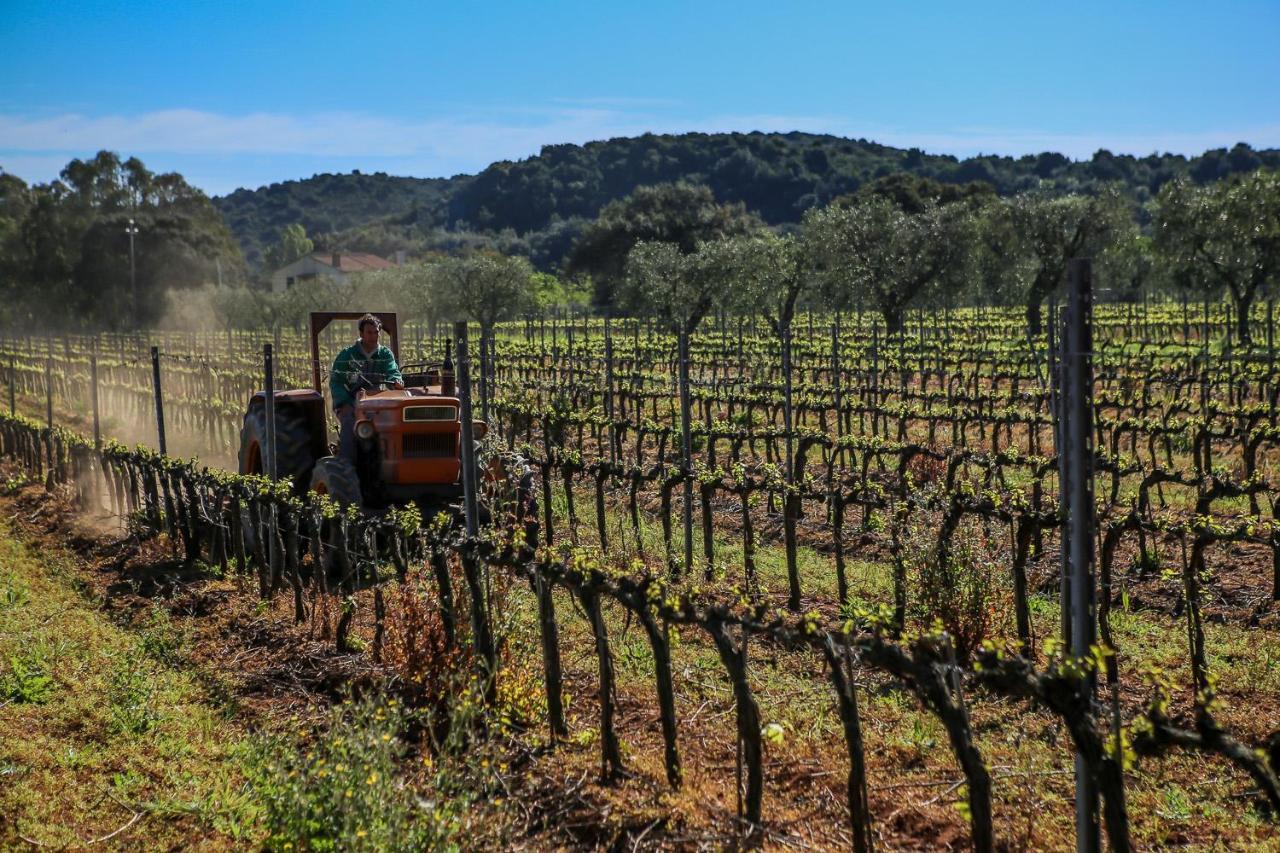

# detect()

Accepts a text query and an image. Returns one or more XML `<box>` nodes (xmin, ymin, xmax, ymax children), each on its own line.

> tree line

<box><xmin>215</xmin><ymin>132</ymin><xmax>1280</xmax><ymax>273</ymax></box>
<box><xmin>577</xmin><ymin>173</ymin><xmax>1280</xmax><ymax>343</ymax></box>
<box><xmin>0</xmin><ymin>151</ymin><xmax>244</xmax><ymax>329</ymax></box>
<box><xmin>234</xmin><ymin>168</ymin><xmax>1277</xmax><ymax>347</ymax></box>
<box><xmin>3</xmin><ymin>149</ymin><xmax>1277</xmax><ymax>339</ymax></box>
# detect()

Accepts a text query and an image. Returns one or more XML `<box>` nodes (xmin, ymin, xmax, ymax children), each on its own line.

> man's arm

<box><xmin>381</xmin><ymin>346</ymin><xmax>403</xmax><ymax>387</ymax></box>
<box><xmin>329</xmin><ymin>347</ymin><xmax>354</xmax><ymax>407</ymax></box>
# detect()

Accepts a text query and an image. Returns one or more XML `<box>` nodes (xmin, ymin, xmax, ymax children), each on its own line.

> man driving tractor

<box><xmin>329</xmin><ymin>313</ymin><xmax>403</xmax><ymax>461</ymax></box>
<box><xmin>238</xmin><ymin>308</ymin><xmax>533</xmax><ymax>526</ymax></box>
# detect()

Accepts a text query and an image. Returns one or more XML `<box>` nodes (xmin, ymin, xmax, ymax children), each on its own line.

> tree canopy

<box><xmin>806</xmin><ymin>196</ymin><xmax>969</xmax><ymax>332</ymax></box>
<box><xmin>1155</xmin><ymin>170</ymin><xmax>1280</xmax><ymax>342</ymax></box>
<box><xmin>566</xmin><ymin>182</ymin><xmax>762</xmax><ymax>307</ymax></box>
<box><xmin>0</xmin><ymin>151</ymin><xmax>244</xmax><ymax>329</ymax></box>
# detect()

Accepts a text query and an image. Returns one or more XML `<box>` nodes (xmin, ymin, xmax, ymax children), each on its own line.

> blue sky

<box><xmin>2</xmin><ymin>0</ymin><xmax>1278</xmax><ymax>196</ymax></box>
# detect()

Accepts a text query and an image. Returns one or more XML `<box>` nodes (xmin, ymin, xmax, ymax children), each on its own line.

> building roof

<box><xmin>313</xmin><ymin>252</ymin><xmax>394</xmax><ymax>273</ymax></box>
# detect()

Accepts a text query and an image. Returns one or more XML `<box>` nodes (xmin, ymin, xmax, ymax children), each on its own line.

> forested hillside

<box><xmin>213</xmin><ymin>132</ymin><xmax>1280</xmax><ymax>270</ymax></box>
<box><xmin>215</xmin><ymin>171</ymin><xmax>458</xmax><ymax>267</ymax></box>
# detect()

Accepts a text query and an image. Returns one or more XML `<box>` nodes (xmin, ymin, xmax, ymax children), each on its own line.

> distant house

<box><xmin>269</xmin><ymin>251</ymin><xmax>399</xmax><ymax>294</ymax></box>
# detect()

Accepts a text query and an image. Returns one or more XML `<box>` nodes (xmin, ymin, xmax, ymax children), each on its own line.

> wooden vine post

<box><xmin>44</xmin><ymin>355</ymin><xmax>52</xmax><ymax>428</ymax></box>
<box><xmin>455</xmin><ymin>322</ymin><xmax>497</xmax><ymax>702</ymax></box>
<box><xmin>605</xmin><ymin>315</ymin><xmax>617</xmax><ymax>466</ymax></box>
<box><xmin>455</xmin><ymin>322</ymin><xmax>479</xmax><ymax>537</ymax></box>
<box><xmin>782</xmin><ymin>322</ymin><xmax>801</xmax><ymax>610</ymax></box>
<box><xmin>263</xmin><ymin>343</ymin><xmax>277</xmax><ymax>479</ymax></box>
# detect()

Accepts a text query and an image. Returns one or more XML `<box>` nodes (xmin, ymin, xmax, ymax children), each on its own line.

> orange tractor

<box><xmin>237</xmin><ymin>311</ymin><xmax>533</xmax><ymax>525</ymax></box>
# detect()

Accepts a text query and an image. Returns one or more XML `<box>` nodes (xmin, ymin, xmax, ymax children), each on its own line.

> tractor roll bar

<box><xmin>308</xmin><ymin>311</ymin><xmax>400</xmax><ymax>393</ymax></box>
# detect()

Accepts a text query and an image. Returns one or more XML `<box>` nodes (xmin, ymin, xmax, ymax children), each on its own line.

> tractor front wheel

<box><xmin>309</xmin><ymin>456</ymin><xmax>362</xmax><ymax>507</ymax></box>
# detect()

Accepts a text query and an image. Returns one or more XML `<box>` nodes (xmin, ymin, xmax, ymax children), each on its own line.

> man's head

<box><xmin>358</xmin><ymin>314</ymin><xmax>381</xmax><ymax>350</ymax></box>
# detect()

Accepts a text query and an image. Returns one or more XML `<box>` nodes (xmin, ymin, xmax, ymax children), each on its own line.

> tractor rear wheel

<box><xmin>238</xmin><ymin>401</ymin><xmax>316</xmax><ymax>493</ymax></box>
<box><xmin>309</xmin><ymin>456</ymin><xmax>362</xmax><ymax>507</ymax></box>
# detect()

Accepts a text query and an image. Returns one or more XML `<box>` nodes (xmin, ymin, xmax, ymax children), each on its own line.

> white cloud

<box><xmin>3</xmin><ymin>107</ymin><xmax>1278</xmax><ymax>191</ymax></box>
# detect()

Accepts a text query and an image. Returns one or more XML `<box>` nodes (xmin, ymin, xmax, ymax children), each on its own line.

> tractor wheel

<box><xmin>309</xmin><ymin>456</ymin><xmax>362</xmax><ymax>507</ymax></box>
<box><xmin>238</xmin><ymin>401</ymin><xmax>316</xmax><ymax>493</ymax></box>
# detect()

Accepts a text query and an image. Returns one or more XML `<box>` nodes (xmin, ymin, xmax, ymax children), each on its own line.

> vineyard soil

<box><xmin>1</xmin><ymin>467</ymin><xmax>1277</xmax><ymax>849</ymax></box>
<box><xmin>3</xmin><ymin>310</ymin><xmax>1280</xmax><ymax>849</ymax></box>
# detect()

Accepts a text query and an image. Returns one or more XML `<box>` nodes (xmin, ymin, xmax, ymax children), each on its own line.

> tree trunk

<box><xmin>882</xmin><ymin>305</ymin><xmax>905</xmax><ymax>336</ymax></box>
<box><xmin>1236</xmin><ymin>290</ymin><xmax>1253</xmax><ymax>345</ymax></box>
<box><xmin>1026</xmin><ymin>300</ymin><xmax>1043</xmax><ymax>338</ymax></box>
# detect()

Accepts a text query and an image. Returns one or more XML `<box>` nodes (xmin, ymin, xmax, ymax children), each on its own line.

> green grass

<box><xmin>0</xmin><ymin>523</ymin><xmax>263</xmax><ymax>848</ymax></box>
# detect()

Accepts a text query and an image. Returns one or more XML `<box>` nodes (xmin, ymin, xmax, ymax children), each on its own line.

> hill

<box><xmin>213</xmin><ymin>132</ymin><xmax>1280</xmax><ymax>271</ymax></box>
<box><xmin>215</xmin><ymin>170</ymin><xmax>459</xmax><ymax>267</ymax></box>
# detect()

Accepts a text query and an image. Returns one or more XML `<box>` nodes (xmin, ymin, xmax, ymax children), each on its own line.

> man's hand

<box><xmin>392</xmin><ymin>380</ymin><xmax>405</xmax><ymax>390</ymax></box>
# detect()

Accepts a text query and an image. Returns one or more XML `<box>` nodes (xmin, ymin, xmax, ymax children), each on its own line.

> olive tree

<box><xmin>1155</xmin><ymin>170</ymin><xmax>1280</xmax><ymax>344</ymax></box>
<box><xmin>625</xmin><ymin>239</ymin><xmax>739</xmax><ymax>575</ymax></box>
<box><xmin>968</xmin><ymin>198</ymin><xmax>1036</xmax><ymax>308</ymax></box>
<box><xmin>806</xmin><ymin>196</ymin><xmax>968</xmax><ymax>334</ymax></box>
<box><xmin>1007</xmin><ymin>188</ymin><xmax>1130</xmax><ymax>336</ymax></box>
<box><xmin>434</xmin><ymin>251</ymin><xmax>534</xmax><ymax>419</ymax></box>
<box><xmin>622</xmin><ymin>240</ymin><xmax>724</xmax><ymax>334</ymax></box>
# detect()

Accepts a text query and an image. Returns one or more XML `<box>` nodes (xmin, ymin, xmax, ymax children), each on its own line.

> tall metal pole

<box><xmin>1051</xmin><ymin>299</ymin><xmax>1071</xmax><ymax>649</ymax></box>
<box><xmin>1064</xmin><ymin>258</ymin><xmax>1099</xmax><ymax>853</ymax></box>
<box><xmin>263</xmin><ymin>342</ymin><xmax>279</xmax><ymax>583</ymax></box>
<box><xmin>150</xmin><ymin>346</ymin><xmax>167</xmax><ymax>456</ymax></box>
<box><xmin>126</xmin><ymin>218</ymin><xmax>139</xmax><ymax>319</ymax></box>
<box><xmin>455</xmin><ymin>322</ymin><xmax>479</xmax><ymax>536</ymax></box>
<box><xmin>832</xmin><ymin>313</ymin><xmax>843</xmax><ymax>439</ymax></box>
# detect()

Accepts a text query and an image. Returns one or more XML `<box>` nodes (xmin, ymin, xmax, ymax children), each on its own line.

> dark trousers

<box><xmin>335</xmin><ymin>404</ymin><xmax>356</xmax><ymax>462</ymax></box>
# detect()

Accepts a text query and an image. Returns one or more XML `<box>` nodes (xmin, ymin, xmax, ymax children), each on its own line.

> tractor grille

<box><xmin>402</xmin><ymin>432</ymin><xmax>456</xmax><ymax>458</ymax></box>
<box><xmin>404</xmin><ymin>405</ymin><xmax>457</xmax><ymax>422</ymax></box>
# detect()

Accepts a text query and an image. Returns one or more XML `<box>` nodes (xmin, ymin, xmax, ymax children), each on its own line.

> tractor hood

<box><xmin>356</xmin><ymin>388</ymin><xmax>461</xmax><ymax>411</ymax></box>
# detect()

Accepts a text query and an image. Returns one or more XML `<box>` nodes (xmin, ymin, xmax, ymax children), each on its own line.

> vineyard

<box><xmin>2</xmin><ymin>296</ymin><xmax>1280</xmax><ymax>850</ymax></box>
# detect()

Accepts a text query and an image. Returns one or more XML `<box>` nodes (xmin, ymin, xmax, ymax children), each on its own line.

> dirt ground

<box><xmin>2</xmin><ymin>465</ymin><xmax>1279</xmax><ymax>849</ymax></box>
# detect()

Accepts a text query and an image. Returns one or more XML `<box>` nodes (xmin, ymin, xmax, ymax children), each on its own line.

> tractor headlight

<box><xmin>354</xmin><ymin>419</ymin><xmax>376</xmax><ymax>441</ymax></box>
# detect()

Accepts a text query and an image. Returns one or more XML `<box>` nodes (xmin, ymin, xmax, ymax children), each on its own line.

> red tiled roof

<box><xmin>314</xmin><ymin>252</ymin><xmax>393</xmax><ymax>272</ymax></box>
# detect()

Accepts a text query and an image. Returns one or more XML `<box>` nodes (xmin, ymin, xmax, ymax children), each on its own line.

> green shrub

<box><xmin>2</xmin><ymin>473</ymin><xmax>30</xmax><ymax>494</ymax></box>
<box><xmin>252</xmin><ymin>695</ymin><xmax>465</xmax><ymax>851</ymax></box>
<box><xmin>907</xmin><ymin>517</ymin><xmax>1011</xmax><ymax>660</ymax></box>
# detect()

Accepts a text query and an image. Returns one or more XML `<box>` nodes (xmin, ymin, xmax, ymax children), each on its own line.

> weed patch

<box><xmin>251</xmin><ymin>695</ymin><xmax>468</xmax><ymax>851</ymax></box>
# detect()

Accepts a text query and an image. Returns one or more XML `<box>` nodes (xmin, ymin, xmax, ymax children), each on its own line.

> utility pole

<box><xmin>125</xmin><ymin>218</ymin><xmax>140</xmax><ymax>318</ymax></box>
